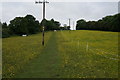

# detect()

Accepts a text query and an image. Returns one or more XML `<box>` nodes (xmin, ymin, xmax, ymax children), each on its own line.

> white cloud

<box><xmin>1</xmin><ymin>2</ymin><xmax>118</xmax><ymax>30</ymax></box>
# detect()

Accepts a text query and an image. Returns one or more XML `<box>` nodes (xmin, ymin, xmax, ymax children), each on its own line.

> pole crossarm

<box><xmin>35</xmin><ymin>0</ymin><xmax>49</xmax><ymax>4</ymax></box>
<box><xmin>35</xmin><ymin>0</ymin><xmax>49</xmax><ymax>19</ymax></box>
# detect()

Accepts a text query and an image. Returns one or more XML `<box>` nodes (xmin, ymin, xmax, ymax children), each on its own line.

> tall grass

<box><xmin>2</xmin><ymin>30</ymin><xmax>119</xmax><ymax>78</ymax></box>
<box><xmin>57</xmin><ymin>30</ymin><xmax>119</xmax><ymax>78</ymax></box>
<box><xmin>0</xmin><ymin>38</ymin><xmax>2</xmax><ymax>78</ymax></box>
<box><xmin>2</xmin><ymin>32</ymin><xmax>52</xmax><ymax>78</ymax></box>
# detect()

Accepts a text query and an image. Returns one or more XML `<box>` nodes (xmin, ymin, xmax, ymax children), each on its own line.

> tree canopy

<box><xmin>76</xmin><ymin>13</ymin><xmax>120</xmax><ymax>32</ymax></box>
<box><xmin>2</xmin><ymin>15</ymin><xmax>61</xmax><ymax>38</ymax></box>
<box><xmin>2</xmin><ymin>22</ymin><xmax>11</xmax><ymax>38</ymax></box>
<box><xmin>9</xmin><ymin>15</ymin><xmax>40</xmax><ymax>36</ymax></box>
<box><xmin>40</xmin><ymin>19</ymin><xmax>61</xmax><ymax>31</ymax></box>
<box><xmin>2</xmin><ymin>13</ymin><xmax>119</xmax><ymax>38</ymax></box>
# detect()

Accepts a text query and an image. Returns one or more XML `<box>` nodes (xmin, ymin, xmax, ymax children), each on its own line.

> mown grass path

<box><xmin>16</xmin><ymin>32</ymin><xmax>62</xmax><ymax>78</ymax></box>
<box><xmin>4</xmin><ymin>30</ymin><xmax>118</xmax><ymax>78</ymax></box>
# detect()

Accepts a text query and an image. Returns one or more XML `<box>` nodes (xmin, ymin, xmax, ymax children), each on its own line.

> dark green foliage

<box><xmin>2</xmin><ymin>23</ymin><xmax>11</xmax><ymax>38</ymax></box>
<box><xmin>76</xmin><ymin>19</ymin><xmax>87</xmax><ymax>30</ymax></box>
<box><xmin>9</xmin><ymin>15</ymin><xmax>41</xmax><ymax>36</ymax></box>
<box><xmin>76</xmin><ymin>13</ymin><xmax>120</xmax><ymax>32</ymax></box>
<box><xmin>40</xmin><ymin>19</ymin><xmax>61</xmax><ymax>31</ymax></box>
<box><xmin>2</xmin><ymin>14</ymin><xmax>61</xmax><ymax>38</ymax></box>
<box><xmin>24</xmin><ymin>15</ymin><xmax>41</xmax><ymax>34</ymax></box>
<box><xmin>9</xmin><ymin>17</ymin><xmax>25</xmax><ymax>35</ymax></box>
<box><xmin>60</xmin><ymin>24</ymin><xmax>70</xmax><ymax>30</ymax></box>
<box><xmin>67</xmin><ymin>26</ymin><xmax>70</xmax><ymax>30</ymax></box>
<box><xmin>60</xmin><ymin>27</ymin><xmax>66</xmax><ymax>30</ymax></box>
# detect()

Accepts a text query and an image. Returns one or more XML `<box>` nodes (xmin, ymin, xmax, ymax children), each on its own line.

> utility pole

<box><xmin>73</xmin><ymin>21</ymin><xmax>75</xmax><ymax>30</ymax></box>
<box><xmin>35</xmin><ymin>0</ymin><xmax>49</xmax><ymax>46</ymax></box>
<box><xmin>69</xmin><ymin>18</ymin><xmax>71</xmax><ymax>27</ymax></box>
<box><xmin>68</xmin><ymin>18</ymin><xmax>71</xmax><ymax>30</ymax></box>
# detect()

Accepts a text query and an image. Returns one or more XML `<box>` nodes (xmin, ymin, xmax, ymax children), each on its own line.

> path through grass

<box><xmin>2</xmin><ymin>32</ymin><xmax>52</xmax><ymax>78</ymax></box>
<box><xmin>15</xmin><ymin>32</ymin><xmax>63</xmax><ymax>78</ymax></box>
<box><xmin>3</xmin><ymin>30</ymin><xmax>118</xmax><ymax>78</ymax></box>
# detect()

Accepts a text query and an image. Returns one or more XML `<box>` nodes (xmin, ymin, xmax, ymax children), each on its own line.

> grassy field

<box><xmin>58</xmin><ymin>30</ymin><xmax>119</xmax><ymax>78</ymax></box>
<box><xmin>0</xmin><ymin>38</ymin><xmax>2</xmax><ymax>79</ymax></box>
<box><xmin>2</xmin><ymin>32</ymin><xmax>52</xmax><ymax>78</ymax></box>
<box><xmin>2</xmin><ymin>30</ymin><xmax>119</xmax><ymax>78</ymax></box>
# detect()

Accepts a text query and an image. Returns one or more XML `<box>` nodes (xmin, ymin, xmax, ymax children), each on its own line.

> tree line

<box><xmin>76</xmin><ymin>13</ymin><xmax>120</xmax><ymax>32</ymax></box>
<box><xmin>1</xmin><ymin>15</ymin><xmax>63</xmax><ymax>38</ymax></box>
<box><xmin>1</xmin><ymin>13</ymin><xmax>119</xmax><ymax>38</ymax></box>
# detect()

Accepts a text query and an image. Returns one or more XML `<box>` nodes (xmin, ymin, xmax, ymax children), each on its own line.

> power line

<box><xmin>35</xmin><ymin>0</ymin><xmax>49</xmax><ymax>46</ymax></box>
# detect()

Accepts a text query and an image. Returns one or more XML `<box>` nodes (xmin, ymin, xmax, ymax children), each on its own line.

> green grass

<box><xmin>15</xmin><ymin>32</ymin><xmax>63</xmax><ymax>78</ymax></box>
<box><xmin>57</xmin><ymin>30</ymin><xmax>119</xmax><ymax>78</ymax></box>
<box><xmin>0</xmin><ymin>38</ymin><xmax>2</xmax><ymax>79</ymax></box>
<box><xmin>2</xmin><ymin>30</ymin><xmax>119</xmax><ymax>78</ymax></box>
<box><xmin>2</xmin><ymin>32</ymin><xmax>52</xmax><ymax>78</ymax></box>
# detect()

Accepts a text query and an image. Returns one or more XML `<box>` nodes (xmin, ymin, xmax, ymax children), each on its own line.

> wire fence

<box><xmin>61</xmin><ymin>31</ymin><xmax>119</xmax><ymax>61</ymax></box>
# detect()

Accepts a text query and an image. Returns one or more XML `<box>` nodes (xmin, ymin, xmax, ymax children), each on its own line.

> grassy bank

<box><xmin>2</xmin><ymin>32</ymin><xmax>52</xmax><ymax>78</ymax></box>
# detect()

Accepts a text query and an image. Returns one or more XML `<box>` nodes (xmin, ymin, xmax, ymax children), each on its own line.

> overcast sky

<box><xmin>0</xmin><ymin>0</ymin><xmax>119</xmax><ymax>30</ymax></box>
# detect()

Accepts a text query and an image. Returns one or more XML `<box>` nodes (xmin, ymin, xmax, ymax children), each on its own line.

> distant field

<box><xmin>2</xmin><ymin>30</ymin><xmax>119</xmax><ymax>78</ymax></box>
<box><xmin>57</xmin><ymin>30</ymin><xmax>119</xmax><ymax>78</ymax></box>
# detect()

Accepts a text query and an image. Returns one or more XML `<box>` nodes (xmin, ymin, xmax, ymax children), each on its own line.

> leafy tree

<box><xmin>67</xmin><ymin>26</ymin><xmax>70</xmax><ymax>30</ymax></box>
<box><xmin>2</xmin><ymin>23</ymin><xmax>11</xmax><ymax>38</ymax></box>
<box><xmin>24</xmin><ymin>15</ymin><xmax>40</xmax><ymax>34</ymax></box>
<box><xmin>60</xmin><ymin>27</ymin><xmax>66</xmax><ymax>30</ymax></box>
<box><xmin>76</xmin><ymin>13</ymin><xmax>120</xmax><ymax>32</ymax></box>
<box><xmin>76</xmin><ymin>19</ymin><xmax>87</xmax><ymax>30</ymax></box>
<box><xmin>63</xmin><ymin>24</ymin><xmax>67</xmax><ymax>30</ymax></box>
<box><xmin>9</xmin><ymin>15</ymin><xmax>41</xmax><ymax>36</ymax></box>
<box><xmin>63</xmin><ymin>24</ymin><xmax>70</xmax><ymax>30</ymax></box>
<box><xmin>9</xmin><ymin>17</ymin><xmax>25</xmax><ymax>35</ymax></box>
<box><xmin>40</xmin><ymin>19</ymin><xmax>61</xmax><ymax>31</ymax></box>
